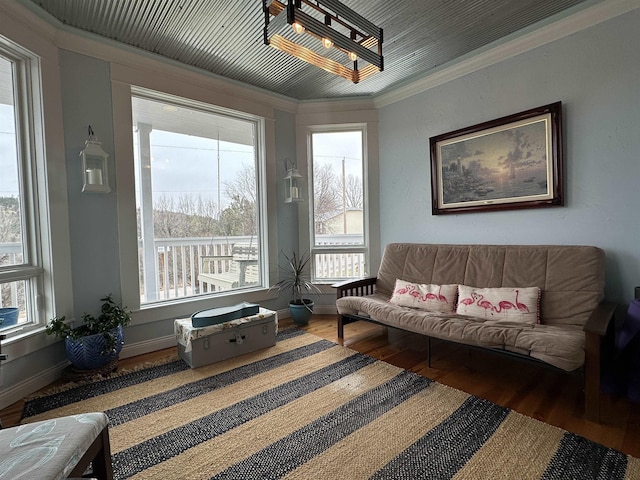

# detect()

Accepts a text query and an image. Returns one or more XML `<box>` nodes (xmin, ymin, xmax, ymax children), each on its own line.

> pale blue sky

<box><xmin>133</xmin><ymin>129</ymin><xmax>252</xmax><ymax>210</ymax></box>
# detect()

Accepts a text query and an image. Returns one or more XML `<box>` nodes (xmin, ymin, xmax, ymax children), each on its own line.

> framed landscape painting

<box><xmin>430</xmin><ymin>102</ymin><xmax>563</xmax><ymax>215</ymax></box>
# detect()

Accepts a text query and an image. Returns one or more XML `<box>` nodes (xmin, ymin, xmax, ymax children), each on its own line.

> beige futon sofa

<box><xmin>334</xmin><ymin>243</ymin><xmax>616</xmax><ymax>421</ymax></box>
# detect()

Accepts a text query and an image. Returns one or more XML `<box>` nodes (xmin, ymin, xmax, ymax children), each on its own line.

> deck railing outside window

<box><xmin>1</xmin><ymin>236</ymin><xmax>366</xmax><ymax>307</ymax></box>
<box><xmin>314</xmin><ymin>234</ymin><xmax>365</xmax><ymax>280</ymax></box>
<box><xmin>138</xmin><ymin>234</ymin><xmax>364</xmax><ymax>303</ymax></box>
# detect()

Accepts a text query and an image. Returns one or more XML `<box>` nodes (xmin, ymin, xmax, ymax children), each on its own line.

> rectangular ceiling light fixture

<box><xmin>263</xmin><ymin>0</ymin><xmax>383</xmax><ymax>83</ymax></box>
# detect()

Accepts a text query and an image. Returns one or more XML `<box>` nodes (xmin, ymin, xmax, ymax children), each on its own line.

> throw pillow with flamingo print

<box><xmin>456</xmin><ymin>285</ymin><xmax>541</xmax><ymax>324</ymax></box>
<box><xmin>389</xmin><ymin>279</ymin><xmax>457</xmax><ymax>313</ymax></box>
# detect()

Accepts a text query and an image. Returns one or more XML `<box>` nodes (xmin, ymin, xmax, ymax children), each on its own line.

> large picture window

<box><xmin>309</xmin><ymin>127</ymin><xmax>368</xmax><ymax>281</ymax></box>
<box><xmin>131</xmin><ymin>90</ymin><xmax>265</xmax><ymax>305</ymax></box>
<box><xmin>0</xmin><ymin>45</ymin><xmax>46</xmax><ymax>335</ymax></box>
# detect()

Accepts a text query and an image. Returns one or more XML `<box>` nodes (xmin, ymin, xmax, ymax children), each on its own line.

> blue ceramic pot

<box><xmin>289</xmin><ymin>299</ymin><xmax>314</xmax><ymax>326</ymax></box>
<box><xmin>65</xmin><ymin>325</ymin><xmax>124</xmax><ymax>370</ymax></box>
<box><xmin>0</xmin><ymin>307</ymin><xmax>19</xmax><ymax>328</ymax></box>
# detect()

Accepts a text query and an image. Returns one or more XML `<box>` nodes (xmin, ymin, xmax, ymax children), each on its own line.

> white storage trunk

<box><xmin>175</xmin><ymin>308</ymin><xmax>277</xmax><ymax>368</ymax></box>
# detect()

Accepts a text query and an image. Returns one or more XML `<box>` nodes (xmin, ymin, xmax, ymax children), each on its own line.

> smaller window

<box><xmin>310</xmin><ymin>128</ymin><xmax>367</xmax><ymax>282</ymax></box>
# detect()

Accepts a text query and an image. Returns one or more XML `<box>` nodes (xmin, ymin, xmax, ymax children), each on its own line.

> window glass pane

<box><xmin>0</xmin><ymin>57</ymin><xmax>24</xmax><ymax>268</ymax></box>
<box><xmin>311</xmin><ymin>130</ymin><xmax>366</xmax><ymax>281</ymax></box>
<box><xmin>311</xmin><ymin>131</ymin><xmax>364</xmax><ymax>246</ymax></box>
<box><xmin>132</xmin><ymin>95</ymin><xmax>262</xmax><ymax>305</ymax></box>
<box><xmin>0</xmin><ymin>280</ymin><xmax>27</xmax><ymax>329</ymax></box>
<box><xmin>0</xmin><ymin>50</ymin><xmax>38</xmax><ymax>333</ymax></box>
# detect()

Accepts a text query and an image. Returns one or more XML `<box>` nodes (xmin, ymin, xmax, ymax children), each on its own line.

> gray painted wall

<box><xmin>273</xmin><ymin>109</ymin><xmax>301</xmax><ymax>310</ymax></box>
<box><xmin>60</xmin><ymin>50</ymin><xmax>122</xmax><ymax>318</ymax></box>
<box><xmin>378</xmin><ymin>10</ymin><xmax>640</xmax><ymax>303</ymax></box>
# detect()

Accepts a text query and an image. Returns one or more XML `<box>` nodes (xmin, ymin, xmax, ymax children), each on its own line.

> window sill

<box><xmin>133</xmin><ymin>287</ymin><xmax>279</xmax><ymax>326</ymax></box>
<box><xmin>0</xmin><ymin>325</ymin><xmax>61</xmax><ymax>365</ymax></box>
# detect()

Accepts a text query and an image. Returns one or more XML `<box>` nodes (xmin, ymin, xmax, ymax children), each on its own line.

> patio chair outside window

<box><xmin>199</xmin><ymin>243</ymin><xmax>259</xmax><ymax>292</ymax></box>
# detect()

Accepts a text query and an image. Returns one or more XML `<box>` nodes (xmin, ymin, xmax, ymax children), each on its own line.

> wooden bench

<box><xmin>199</xmin><ymin>243</ymin><xmax>259</xmax><ymax>291</ymax></box>
<box><xmin>1</xmin><ymin>412</ymin><xmax>113</xmax><ymax>479</ymax></box>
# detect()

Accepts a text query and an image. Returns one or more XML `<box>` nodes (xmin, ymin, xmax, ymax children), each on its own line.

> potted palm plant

<box><xmin>274</xmin><ymin>251</ymin><xmax>321</xmax><ymax>326</ymax></box>
<box><xmin>46</xmin><ymin>294</ymin><xmax>132</xmax><ymax>371</ymax></box>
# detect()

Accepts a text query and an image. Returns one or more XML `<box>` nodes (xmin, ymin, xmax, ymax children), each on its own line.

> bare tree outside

<box><xmin>0</xmin><ymin>198</ymin><xmax>20</xmax><ymax>242</ymax></box>
<box><xmin>224</xmin><ymin>162</ymin><xmax>256</xmax><ymax>205</ymax></box>
<box><xmin>0</xmin><ymin>197</ymin><xmax>22</xmax><ymax>267</ymax></box>
<box><xmin>219</xmin><ymin>162</ymin><xmax>257</xmax><ymax>237</ymax></box>
<box><xmin>345</xmin><ymin>174</ymin><xmax>363</xmax><ymax>209</ymax></box>
<box><xmin>150</xmin><ymin>194</ymin><xmax>219</xmax><ymax>239</ymax></box>
<box><xmin>0</xmin><ymin>197</ymin><xmax>24</xmax><ymax>309</ymax></box>
<box><xmin>313</xmin><ymin>163</ymin><xmax>341</xmax><ymax>234</ymax></box>
<box><xmin>145</xmin><ymin>163</ymin><xmax>257</xmax><ymax>240</ymax></box>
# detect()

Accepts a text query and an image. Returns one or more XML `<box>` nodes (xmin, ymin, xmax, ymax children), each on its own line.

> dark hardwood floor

<box><xmin>301</xmin><ymin>315</ymin><xmax>640</xmax><ymax>458</ymax></box>
<box><xmin>2</xmin><ymin>314</ymin><xmax>639</xmax><ymax>458</ymax></box>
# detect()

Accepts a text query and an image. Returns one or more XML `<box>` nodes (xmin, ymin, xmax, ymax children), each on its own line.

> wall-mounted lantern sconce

<box><xmin>284</xmin><ymin>157</ymin><xmax>303</xmax><ymax>203</ymax></box>
<box><xmin>80</xmin><ymin>126</ymin><xmax>111</xmax><ymax>193</ymax></box>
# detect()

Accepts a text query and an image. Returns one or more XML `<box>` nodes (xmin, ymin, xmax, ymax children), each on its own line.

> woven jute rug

<box><xmin>21</xmin><ymin>329</ymin><xmax>640</xmax><ymax>480</ymax></box>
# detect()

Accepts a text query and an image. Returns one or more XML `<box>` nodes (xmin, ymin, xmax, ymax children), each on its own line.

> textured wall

<box><xmin>378</xmin><ymin>10</ymin><xmax>640</xmax><ymax>303</ymax></box>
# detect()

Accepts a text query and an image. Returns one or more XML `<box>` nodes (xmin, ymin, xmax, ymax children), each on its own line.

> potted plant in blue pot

<box><xmin>46</xmin><ymin>294</ymin><xmax>132</xmax><ymax>371</ymax></box>
<box><xmin>274</xmin><ymin>251</ymin><xmax>321</xmax><ymax>326</ymax></box>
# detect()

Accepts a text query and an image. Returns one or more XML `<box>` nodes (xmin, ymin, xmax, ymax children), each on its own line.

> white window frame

<box><xmin>306</xmin><ymin>124</ymin><xmax>370</xmax><ymax>283</ymax></box>
<box><xmin>130</xmin><ymin>87</ymin><xmax>270</xmax><ymax>307</ymax></box>
<box><xmin>112</xmin><ymin>68</ymin><xmax>279</xmax><ymax>325</ymax></box>
<box><xmin>0</xmin><ymin>37</ymin><xmax>58</xmax><ymax>341</ymax></box>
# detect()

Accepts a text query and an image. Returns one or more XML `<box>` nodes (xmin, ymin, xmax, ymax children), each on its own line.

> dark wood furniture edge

<box><xmin>68</xmin><ymin>424</ymin><xmax>114</xmax><ymax>480</ymax></box>
<box><xmin>333</xmin><ymin>277</ymin><xmax>378</xmax><ymax>339</ymax></box>
<box><xmin>332</xmin><ymin>277</ymin><xmax>378</xmax><ymax>292</ymax></box>
<box><xmin>583</xmin><ymin>301</ymin><xmax>617</xmax><ymax>422</ymax></box>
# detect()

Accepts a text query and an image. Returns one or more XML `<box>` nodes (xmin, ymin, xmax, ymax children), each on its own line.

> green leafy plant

<box><xmin>273</xmin><ymin>251</ymin><xmax>321</xmax><ymax>306</ymax></box>
<box><xmin>46</xmin><ymin>294</ymin><xmax>132</xmax><ymax>354</ymax></box>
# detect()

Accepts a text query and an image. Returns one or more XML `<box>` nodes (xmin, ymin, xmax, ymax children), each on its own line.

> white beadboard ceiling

<box><xmin>21</xmin><ymin>0</ymin><xmax>603</xmax><ymax>101</ymax></box>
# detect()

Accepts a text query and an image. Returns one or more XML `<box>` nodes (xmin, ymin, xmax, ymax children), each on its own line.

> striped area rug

<box><xmin>22</xmin><ymin>328</ymin><xmax>640</xmax><ymax>480</ymax></box>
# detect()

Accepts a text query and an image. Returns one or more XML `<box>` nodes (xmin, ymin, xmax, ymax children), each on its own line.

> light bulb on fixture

<box><xmin>321</xmin><ymin>37</ymin><xmax>333</xmax><ymax>49</ymax></box>
<box><xmin>262</xmin><ymin>0</ymin><xmax>384</xmax><ymax>83</ymax></box>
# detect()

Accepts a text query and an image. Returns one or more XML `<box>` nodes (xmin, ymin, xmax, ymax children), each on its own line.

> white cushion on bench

<box><xmin>1</xmin><ymin>412</ymin><xmax>109</xmax><ymax>479</ymax></box>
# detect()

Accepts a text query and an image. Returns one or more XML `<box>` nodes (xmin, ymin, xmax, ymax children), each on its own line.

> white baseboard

<box><xmin>313</xmin><ymin>305</ymin><xmax>337</xmax><ymax>315</ymax></box>
<box><xmin>0</xmin><ymin>361</ymin><xmax>68</xmax><ymax>411</ymax></box>
<box><xmin>0</xmin><ymin>335</ymin><xmax>176</xmax><ymax>411</ymax></box>
<box><xmin>119</xmin><ymin>334</ymin><xmax>177</xmax><ymax>360</ymax></box>
<box><xmin>276</xmin><ymin>305</ymin><xmax>336</xmax><ymax>317</ymax></box>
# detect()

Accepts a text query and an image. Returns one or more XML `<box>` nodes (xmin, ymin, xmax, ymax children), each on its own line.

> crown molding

<box><xmin>55</xmin><ymin>28</ymin><xmax>299</xmax><ymax>114</ymax></box>
<box><xmin>0</xmin><ymin>1</ymin><xmax>58</xmax><ymax>54</ymax></box>
<box><xmin>7</xmin><ymin>0</ymin><xmax>300</xmax><ymax>113</ymax></box>
<box><xmin>374</xmin><ymin>0</ymin><xmax>640</xmax><ymax>108</ymax></box>
<box><xmin>0</xmin><ymin>1</ymin><xmax>56</xmax><ymax>37</ymax></box>
<box><xmin>297</xmin><ymin>98</ymin><xmax>377</xmax><ymax>114</ymax></box>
